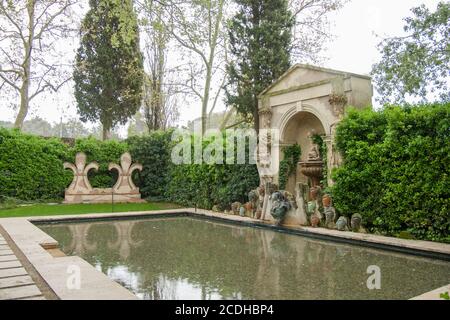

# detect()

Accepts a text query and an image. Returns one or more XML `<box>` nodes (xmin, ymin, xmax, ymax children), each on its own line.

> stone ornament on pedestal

<box><xmin>63</xmin><ymin>152</ymin><xmax>99</xmax><ymax>203</ymax></box>
<box><xmin>64</xmin><ymin>152</ymin><xmax>144</xmax><ymax>204</ymax></box>
<box><xmin>108</xmin><ymin>152</ymin><xmax>144</xmax><ymax>203</ymax></box>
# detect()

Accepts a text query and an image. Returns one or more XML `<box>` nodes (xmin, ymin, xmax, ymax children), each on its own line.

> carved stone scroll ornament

<box><xmin>109</xmin><ymin>152</ymin><xmax>143</xmax><ymax>195</ymax></box>
<box><xmin>64</xmin><ymin>152</ymin><xmax>144</xmax><ymax>204</ymax></box>
<box><xmin>63</xmin><ymin>153</ymin><xmax>99</xmax><ymax>202</ymax></box>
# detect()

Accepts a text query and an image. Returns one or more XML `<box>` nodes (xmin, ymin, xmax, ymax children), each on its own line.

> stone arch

<box><xmin>274</xmin><ymin>103</ymin><xmax>330</xmax><ymax>193</ymax></box>
<box><xmin>278</xmin><ymin>103</ymin><xmax>331</xmax><ymax>139</ymax></box>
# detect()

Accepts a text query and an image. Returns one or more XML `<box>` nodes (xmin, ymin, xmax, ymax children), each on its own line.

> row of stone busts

<box><xmin>220</xmin><ymin>184</ymin><xmax>364</xmax><ymax>233</ymax></box>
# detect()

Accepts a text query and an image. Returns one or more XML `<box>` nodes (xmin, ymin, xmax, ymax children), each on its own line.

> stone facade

<box><xmin>257</xmin><ymin>64</ymin><xmax>373</xmax><ymax>191</ymax></box>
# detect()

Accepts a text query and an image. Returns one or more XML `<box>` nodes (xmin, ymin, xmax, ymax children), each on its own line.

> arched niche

<box><xmin>279</xmin><ymin>109</ymin><xmax>327</xmax><ymax>193</ymax></box>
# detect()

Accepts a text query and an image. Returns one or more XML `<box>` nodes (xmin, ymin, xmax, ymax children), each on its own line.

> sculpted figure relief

<box><xmin>270</xmin><ymin>191</ymin><xmax>292</xmax><ymax>225</ymax></box>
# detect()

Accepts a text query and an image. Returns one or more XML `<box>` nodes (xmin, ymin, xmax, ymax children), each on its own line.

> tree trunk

<box><xmin>14</xmin><ymin>0</ymin><xmax>35</xmax><ymax>129</ymax></box>
<box><xmin>201</xmin><ymin>67</ymin><xmax>211</xmax><ymax>135</ymax></box>
<box><xmin>102</xmin><ymin>125</ymin><xmax>111</xmax><ymax>141</ymax></box>
<box><xmin>14</xmin><ymin>82</ymin><xmax>30</xmax><ymax>129</ymax></box>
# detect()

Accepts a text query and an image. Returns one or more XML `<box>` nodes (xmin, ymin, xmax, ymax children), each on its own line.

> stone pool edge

<box><xmin>0</xmin><ymin>218</ymin><xmax>137</xmax><ymax>300</ymax></box>
<box><xmin>1</xmin><ymin>208</ymin><xmax>449</xmax><ymax>300</ymax></box>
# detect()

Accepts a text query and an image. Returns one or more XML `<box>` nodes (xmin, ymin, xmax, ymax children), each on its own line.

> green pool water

<box><xmin>39</xmin><ymin>217</ymin><xmax>449</xmax><ymax>300</ymax></box>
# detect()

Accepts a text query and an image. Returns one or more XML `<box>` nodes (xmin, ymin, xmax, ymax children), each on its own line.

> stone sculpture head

<box><xmin>310</xmin><ymin>215</ymin><xmax>320</xmax><ymax>228</ymax></box>
<box><xmin>270</xmin><ymin>191</ymin><xmax>291</xmax><ymax>224</ymax></box>
<box><xmin>231</xmin><ymin>202</ymin><xmax>241</xmax><ymax>215</ymax></box>
<box><xmin>336</xmin><ymin>216</ymin><xmax>348</xmax><ymax>231</ymax></box>
<box><xmin>351</xmin><ymin>213</ymin><xmax>362</xmax><ymax>232</ymax></box>
<box><xmin>324</xmin><ymin>206</ymin><xmax>336</xmax><ymax>227</ymax></box>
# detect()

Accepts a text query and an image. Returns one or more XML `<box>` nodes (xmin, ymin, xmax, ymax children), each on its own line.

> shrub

<box><xmin>166</xmin><ymin>132</ymin><xmax>260</xmax><ymax>210</ymax></box>
<box><xmin>0</xmin><ymin>128</ymin><xmax>72</xmax><ymax>200</ymax></box>
<box><xmin>127</xmin><ymin>131</ymin><xmax>173</xmax><ymax>200</ymax></box>
<box><xmin>332</xmin><ymin>103</ymin><xmax>450</xmax><ymax>242</ymax></box>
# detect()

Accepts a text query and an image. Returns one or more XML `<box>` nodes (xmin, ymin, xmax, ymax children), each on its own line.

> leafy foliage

<box><xmin>332</xmin><ymin>103</ymin><xmax>450</xmax><ymax>242</ymax></box>
<box><xmin>127</xmin><ymin>130</ymin><xmax>173</xmax><ymax>200</ymax></box>
<box><xmin>0</xmin><ymin>128</ymin><xmax>72</xmax><ymax>201</ymax></box>
<box><xmin>372</xmin><ymin>2</ymin><xmax>450</xmax><ymax>104</ymax></box>
<box><xmin>0</xmin><ymin>128</ymin><xmax>259</xmax><ymax>211</ymax></box>
<box><xmin>226</xmin><ymin>0</ymin><xmax>294</xmax><ymax>131</ymax></box>
<box><xmin>279</xmin><ymin>144</ymin><xmax>301</xmax><ymax>190</ymax></box>
<box><xmin>166</xmin><ymin>132</ymin><xmax>260</xmax><ymax>210</ymax></box>
<box><xmin>74</xmin><ymin>0</ymin><xmax>144</xmax><ymax>139</ymax></box>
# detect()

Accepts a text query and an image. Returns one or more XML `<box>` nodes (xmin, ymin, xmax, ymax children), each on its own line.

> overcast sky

<box><xmin>1</xmin><ymin>0</ymin><xmax>442</xmax><ymax>133</ymax></box>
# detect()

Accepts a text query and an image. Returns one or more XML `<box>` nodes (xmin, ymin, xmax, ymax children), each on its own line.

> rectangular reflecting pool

<box><xmin>39</xmin><ymin>216</ymin><xmax>450</xmax><ymax>300</ymax></box>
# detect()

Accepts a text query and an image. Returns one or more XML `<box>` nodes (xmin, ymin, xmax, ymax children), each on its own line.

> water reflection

<box><xmin>40</xmin><ymin>217</ymin><xmax>450</xmax><ymax>300</ymax></box>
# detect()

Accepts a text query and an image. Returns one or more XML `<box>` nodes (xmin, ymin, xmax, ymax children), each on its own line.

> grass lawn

<box><xmin>0</xmin><ymin>202</ymin><xmax>182</xmax><ymax>218</ymax></box>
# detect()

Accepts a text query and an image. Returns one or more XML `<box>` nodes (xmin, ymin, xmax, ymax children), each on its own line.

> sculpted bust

<box><xmin>306</xmin><ymin>131</ymin><xmax>321</xmax><ymax>161</ymax></box>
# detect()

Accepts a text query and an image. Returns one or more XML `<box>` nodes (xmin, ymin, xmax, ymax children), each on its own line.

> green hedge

<box><xmin>127</xmin><ymin>131</ymin><xmax>173</xmax><ymax>200</ymax></box>
<box><xmin>332</xmin><ymin>103</ymin><xmax>450</xmax><ymax>242</ymax></box>
<box><xmin>0</xmin><ymin>130</ymin><xmax>128</xmax><ymax>201</ymax></box>
<box><xmin>0</xmin><ymin>128</ymin><xmax>259</xmax><ymax>211</ymax></box>
<box><xmin>166</xmin><ymin>133</ymin><xmax>260</xmax><ymax>210</ymax></box>
<box><xmin>0</xmin><ymin>128</ymin><xmax>72</xmax><ymax>201</ymax></box>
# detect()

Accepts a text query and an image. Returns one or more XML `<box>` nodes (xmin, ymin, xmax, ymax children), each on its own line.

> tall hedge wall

<box><xmin>0</xmin><ymin>129</ymin><xmax>259</xmax><ymax>211</ymax></box>
<box><xmin>0</xmin><ymin>128</ymin><xmax>72</xmax><ymax>201</ymax></box>
<box><xmin>131</xmin><ymin>131</ymin><xmax>260</xmax><ymax>210</ymax></box>
<box><xmin>0</xmin><ymin>129</ymin><xmax>128</xmax><ymax>201</ymax></box>
<box><xmin>127</xmin><ymin>131</ymin><xmax>173</xmax><ymax>201</ymax></box>
<box><xmin>332</xmin><ymin>103</ymin><xmax>450</xmax><ymax>242</ymax></box>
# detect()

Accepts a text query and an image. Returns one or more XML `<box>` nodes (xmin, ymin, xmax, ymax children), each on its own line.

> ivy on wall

<box><xmin>278</xmin><ymin>144</ymin><xmax>301</xmax><ymax>190</ymax></box>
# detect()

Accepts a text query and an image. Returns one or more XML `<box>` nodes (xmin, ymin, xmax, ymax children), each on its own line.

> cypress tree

<box><xmin>226</xmin><ymin>0</ymin><xmax>294</xmax><ymax>132</ymax></box>
<box><xmin>74</xmin><ymin>0</ymin><xmax>144</xmax><ymax>140</ymax></box>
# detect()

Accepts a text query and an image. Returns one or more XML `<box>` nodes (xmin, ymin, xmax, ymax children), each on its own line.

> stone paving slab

<box><xmin>0</xmin><ymin>255</ymin><xmax>17</xmax><ymax>262</ymax></box>
<box><xmin>411</xmin><ymin>284</ymin><xmax>450</xmax><ymax>300</ymax></box>
<box><xmin>0</xmin><ymin>249</ymin><xmax>14</xmax><ymax>256</ymax></box>
<box><xmin>0</xmin><ymin>275</ymin><xmax>34</xmax><ymax>289</ymax></box>
<box><xmin>0</xmin><ymin>229</ymin><xmax>47</xmax><ymax>300</ymax></box>
<box><xmin>17</xmin><ymin>295</ymin><xmax>46</xmax><ymax>300</ymax></box>
<box><xmin>0</xmin><ymin>261</ymin><xmax>22</xmax><ymax>269</ymax></box>
<box><xmin>0</xmin><ymin>284</ymin><xmax>42</xmax><ymax>300</ymax></box>
<box><xmin>0</xmin><ymin>267</ymin><xmax>28</xmax><ymax>278</ymax></box>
